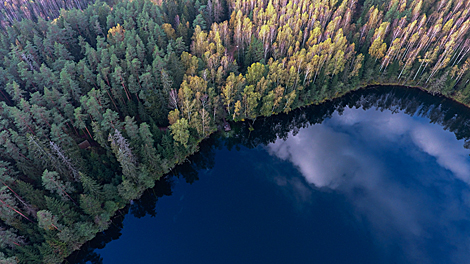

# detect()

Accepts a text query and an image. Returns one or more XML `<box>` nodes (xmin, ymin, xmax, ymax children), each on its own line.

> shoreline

<box><xmin>68</xmin><ymin>82</ymin><xmax>470</xmax><ymax>261</ymax></box>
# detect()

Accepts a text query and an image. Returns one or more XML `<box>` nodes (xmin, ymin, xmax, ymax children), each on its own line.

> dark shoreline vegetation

<box><xmin>1</xmin><ymin>0</ymin><xmax>470</xmax><ymax>262</ymax></box>
<box><xmin>69</xmin><ymin>84</ymin><xmax>470</xmax><ymax>263</ymax></box>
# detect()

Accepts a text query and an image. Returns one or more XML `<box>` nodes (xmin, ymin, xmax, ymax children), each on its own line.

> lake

<box><xmin>72</xmin><ymin>86</ymin><xmax>470</xmax><ymax>264</ymax></box>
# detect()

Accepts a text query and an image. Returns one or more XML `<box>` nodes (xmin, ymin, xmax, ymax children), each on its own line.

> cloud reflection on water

<box><xmin>266</xmin><ymin>107</ymin><xmax>470</xmax><ymax>264</ymax></box>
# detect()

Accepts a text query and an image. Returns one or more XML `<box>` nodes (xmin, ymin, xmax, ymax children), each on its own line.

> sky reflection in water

<box><xmin>266</xmin><ymin>107</ymin><xmax>470</xmax><ymax>264</ymax></box>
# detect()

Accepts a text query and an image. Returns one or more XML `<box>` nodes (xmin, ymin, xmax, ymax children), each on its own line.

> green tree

<box><xmin>79</xmin><ymin>194</ymin><xmax>103</xmax><ymax>217</ymax></box>
<box><xmin>193</xmin><ymin>14</ymin><xmax>207</xmax><ymax>30</ymax></box>
<box><xmin>170</xmin><ymin>118</ymin><xmax>190</xmax><ymax>147</ymax></box>
<box><xmin>108</xmin><ymin>129</ymin><xmax>138</xmax><ymax>182</ymax></box>
<box><xmin>41</xmin><ymin>170</ymin><xmax>76</xmax><ymax>203</ymax></box>
<box><xmin>37</xmin><ymin>210</ymin><xmax>61</xmax><ymax>231</ymax></box>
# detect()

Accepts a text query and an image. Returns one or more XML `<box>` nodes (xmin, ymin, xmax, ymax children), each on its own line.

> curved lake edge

<box><xmin>311</xmin><ymin>82</ymin><xmax>470</xmax><ymax>111</ymax></box>
<box><xmin>357</xmin><ymin>83</ymin><xmax>470</xmax><ymax>109</ymax></box>
<box><xmin>67</xmin><ymin>84</ymin><xmax>470</xmax><ymax>263</ymax></box>
<box><xmin>230</xmin><ymin>84</ymin><xmax>470</xmax><ymax>148</ymax></box>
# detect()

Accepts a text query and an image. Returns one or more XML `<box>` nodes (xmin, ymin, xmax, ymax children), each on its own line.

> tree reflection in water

<box><xmin>67</xmin><ymin>138</ymin><xmax>218</xmax><ymax>263</ymax></box>
<box><xmin>227</xmin><ymin>86</ymin><xmax>470</xmax><ymax>150</ymax></box>
<box><xmin>69</xmin><ymin>86</ymin><xmax>470</xmax><ymax>263</ymax></box>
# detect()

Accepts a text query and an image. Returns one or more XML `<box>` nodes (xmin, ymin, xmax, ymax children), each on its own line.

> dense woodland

<box><xmin>0</xmin><ymin>0</ymin><xmax>114</xmax><ymax>30</ymax></box>
<box><xmin>1</xmin><ymin>0</ymin><xmax>470</xmax><ymax>262</ymax></box>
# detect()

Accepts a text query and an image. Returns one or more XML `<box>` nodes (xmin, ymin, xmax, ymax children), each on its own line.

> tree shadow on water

<box><xmin>130</xmin><ymin>177</ymin><xmax>173</xmax><ymax>218</ymax></box>
<box><xmin>65</xmin><ymin>211</ymin><xmax>125</xmax><ymax>264</ymax></box>
<box><xmin>68</xmin><ymin>85</ymin><xmax>470</xmax><ymax>263</ymax></box>
<box><xmin>67</xmin><ymin>177</ymin><xmax>174</xmax><ymax>263</ymax></box>
<box><xmin>170</xmin><ymin>136</ymin><xmax>219</xmax><ymax>184</ymax></box>
<box><xmin>67</xmin><ymin>138</ymin><xmax>220</xmax><ymax>263</ymax></box>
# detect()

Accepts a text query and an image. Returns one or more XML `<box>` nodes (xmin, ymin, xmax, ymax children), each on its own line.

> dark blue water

<box><xmin>76</xmin><ymin>87</ymin><xmax>470</xmax><ymax>264</ymax></box>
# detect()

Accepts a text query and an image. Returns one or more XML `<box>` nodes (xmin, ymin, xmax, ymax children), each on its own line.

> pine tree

<box><xmin>37</xmin><ymin>210</ymin><xmax>61</xmax><ymax>231</ymax></box>
<box><xmin>193</xmin><ymin>14</ymin><xmax>207</xmax><ymax>30</ymax></box>
<box><xmin>139</xmin><ymin>123</ymin><xmax>162</xmax><ymax>176</ymax></box>
<box><xmin>79</xmin><ymin>194</ymin><xmax>103</xmax><ymax>217</ymax></box>
<box><xmin>108</xmin><ymin>129</ymin><xmax>138</xmax><ymax>182</ymax></box>
<box><xmin>41</xmin><ymin>170</ymin><xmax>76</xmax><ymax>203</ymax></box>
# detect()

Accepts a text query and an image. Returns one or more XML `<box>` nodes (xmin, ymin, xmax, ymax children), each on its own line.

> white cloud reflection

<box><xmin>266</xmin><ymin>107</ymin><xmax>470</xmax><ymax>264</ymax></box>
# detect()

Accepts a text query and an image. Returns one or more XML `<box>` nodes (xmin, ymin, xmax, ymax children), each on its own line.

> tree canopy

<box><xmin>2</xmin><ymin>0</ymin><xmax>470</xmax><ymax>262</ymax></box>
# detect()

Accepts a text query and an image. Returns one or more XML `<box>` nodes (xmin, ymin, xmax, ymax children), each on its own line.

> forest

<box><xmin>1</xmin><ymin>0</ymin><xmax>470</xmax><ymax>262</ymax></box>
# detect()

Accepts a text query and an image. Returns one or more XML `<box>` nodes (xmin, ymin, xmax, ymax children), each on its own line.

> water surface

<box><xmin>74</xmin><ymin>86</ymin><xmax>470</xmax><ymax>264</ymax></box>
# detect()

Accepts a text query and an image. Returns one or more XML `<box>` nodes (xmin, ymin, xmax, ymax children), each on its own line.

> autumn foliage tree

<box><xmin>1</xmin><ymin>0</ymin><xmax>470</xmax><ymax>262</ymax></box>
